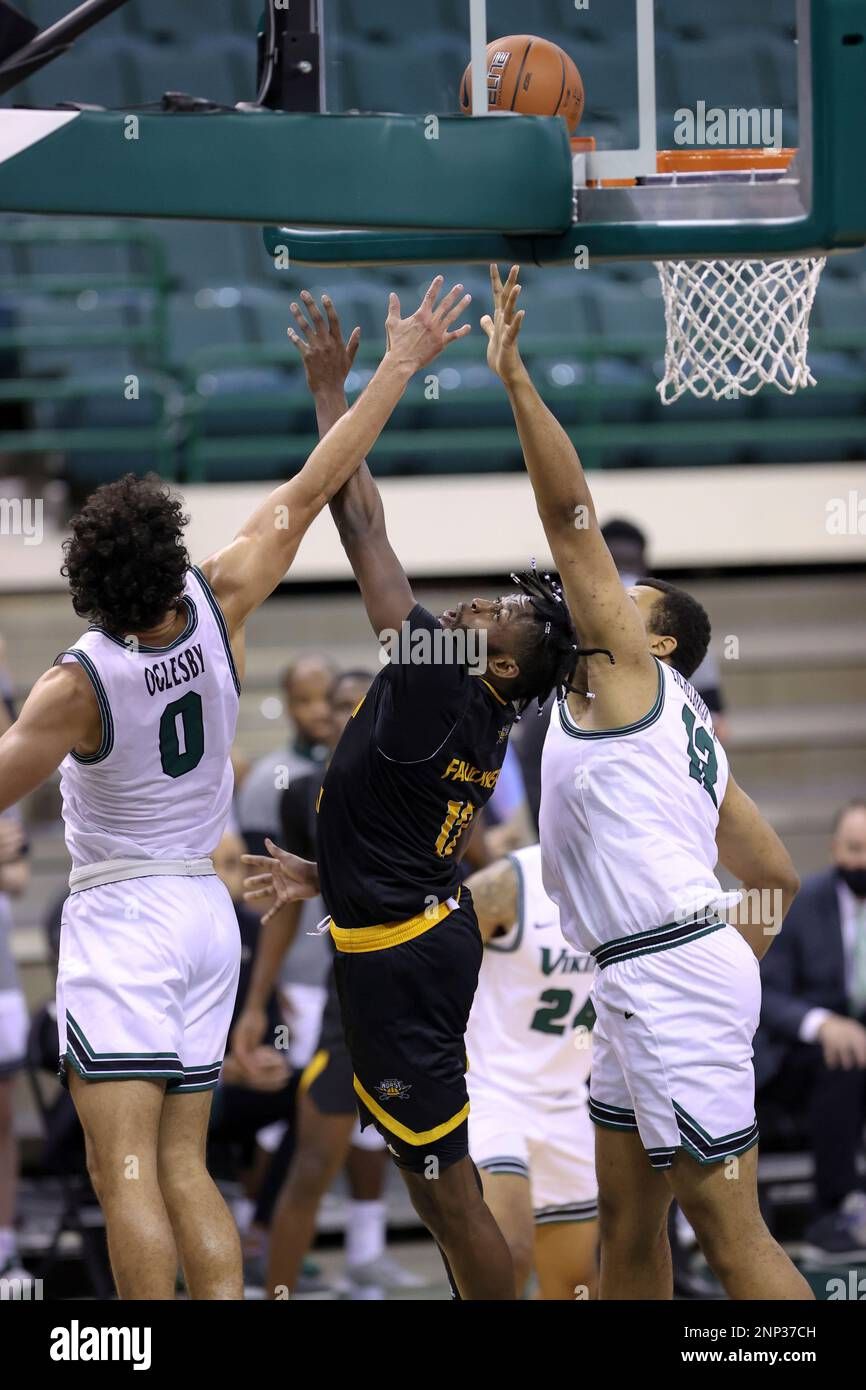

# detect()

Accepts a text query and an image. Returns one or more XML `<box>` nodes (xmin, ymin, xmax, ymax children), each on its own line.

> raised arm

<box><xmin>0</xmin><ymin>663</ymin><xmax>99</xmax><ymax>815</ymax></box>
<box><xmin>202</xmin><ymin>277</ymin><xmax>471</xmax><ymax>637</ymax></box>
<box><xmin>287</xmin><ymin>289</ymin><xmax>417</xmax><ymax>636</ymax></box>
<box><xmin>715</xmin><ymin>776</ymin><xmax>800</xmax><ymax>960</ymax></box>
<box><xmin>482</xmin><ymin>265</ymin><xmax>654</xmax><ymax>684</ymax></box>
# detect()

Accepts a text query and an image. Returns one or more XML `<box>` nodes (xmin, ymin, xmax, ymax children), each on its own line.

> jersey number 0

<box><xmin>159</xmin><ymin>691</ymin><xmax>205</xmax><ymax>778</ymax></box>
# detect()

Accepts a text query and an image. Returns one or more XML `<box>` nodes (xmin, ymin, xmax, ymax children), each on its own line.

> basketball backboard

<box><xmin>0</xmin><ymin>1</ymin><xmax>863</xmax><ymax>267</ymax></box>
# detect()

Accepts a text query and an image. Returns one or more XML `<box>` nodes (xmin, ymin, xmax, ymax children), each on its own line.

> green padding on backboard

<box><xmin>0</xmin><ymin>110</ymin><xmax>573</xmax><ymax>232</ymax></box>
<box><xmin>260</xmin><ymin>226</ymin><xmax>543</xmax><ymax>266</ymax></box>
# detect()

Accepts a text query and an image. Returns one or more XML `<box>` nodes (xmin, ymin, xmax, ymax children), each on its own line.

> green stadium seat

<box><xmin>19</xmin><ymin>37</ymin><xmax>136</xmax><ymax>109</ymax></box>
<box><xmin>811</xmin><ymin>277</ymin><xmax>866</xmax><ymax>338</ymax></box>
<box><xmin>560</xmin><ymin>39</ymin><xmax>638</xmax><ymax>149</ymax></box>
<box><xmin>665</xmin><ymin>36</ymin><xmax>789</xmax><ymax>134</ymax></box>
<box><xmin>127</xmin><ymin>0</ymin><xmax>238</xmax><ymax>42</ymax></box>
<box><xmin>521</xmin><ymin>267</ymin><xmax>601</xmax><ymax>340</ymax></box>
<box><xmin>125</xmin><ymin>36</ymin><xmax>254</xmax><ymax>108</ymax></box>
<box><xmin>414</xmin><ymin>361</ymin><xmax>511</xmax><ymax>429</ymax></box>
<box><xmin>190</xmin><ymin>365</ymin><xmax>307</xmax><ymax>439</ymax></box>
<box><xmin>141</xmin><ymin>219</ymin><xmax>253</xmax><ymax>293</ymax></box>
<box><xmin>16</xmin><ymin>229</ymin><xmax>145</xmax><ymax>283</ymax></box>
<box><xmin>167</xmin><ymin>290</ymin><xmax>248</xmax><ymax>365</ymax></box>
<box><xmin>757</xmin><ymin>352</ymin><xmax>866</xmax><ymax>422</ymax></box>
<box><xmin>333</xmin><ymin>0</ymin><xmax>455</xmax><ymax>45</ymax></box>
<box><xmin>232</xmin><ymin>0</ymin><xmax>267</xmax><ymax>34</ymax></box>
<box><xmin>484</xmin><ymin>2</ymin><xmax>590</xmax><ymax>43</ymax></box>
<box><xmin>593</xmin><ymin>278</ymin><xmax>666</xmax><ymax>347</ymax></box>
<box><xmin>334</xmin><ymin>35</ymin><xmax>466</xmax><ymax>115</ymax></box>
<box><xmin>17</xmin><ymin>0</ymin><xmax>129</xmax><ymax>36</ymax></box>
<box><xmin>9</xmin><ymin>289</ymin><xmax>160</xmax><ymax>375</ymax></box>
<box><xmin>657</xmin><ymin>0</ymin><xmax>796</xmax><ymax>40</ymax></box>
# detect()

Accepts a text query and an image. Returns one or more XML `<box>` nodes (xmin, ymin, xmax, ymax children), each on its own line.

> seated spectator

<box><xmin>0</xmin><ymin>641</ymin><xmax>33</xmax><ymax>1284</ymax></box>
<box><xmin>235</xmin><ymin>655</ymin><xmax>334</xmax><ymax>858</ymax></box>
<box><xmin>208</xmin><ymin>829</ymin><xmax>295</xmax><ymax>1185</ymax></box>
<box><xmin>755</xmin><ymin>799</ymin><xmax>866</xmax><ymax>1258</ymax></box>
<box><xmin>0</xmin><ymin>813</ymin><xmax>30</xmax><ymax>1284</ymax></box>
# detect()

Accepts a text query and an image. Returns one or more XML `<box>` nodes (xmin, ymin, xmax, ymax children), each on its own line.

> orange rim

<box><xmin>577</xmin><ymin>147</ymin><xmax>798</xmax><ymax>189</ymax></box>
<box><xmin>656</xmin><ymin>147</ymin><xmax>797</xmax><ymax>174</ymax></box>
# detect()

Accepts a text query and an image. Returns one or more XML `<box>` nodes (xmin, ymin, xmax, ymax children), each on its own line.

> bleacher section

<box><xmin>2</xmin><ymin>1</ymin><xmax>865</xmax><ymax>484</ymax></box>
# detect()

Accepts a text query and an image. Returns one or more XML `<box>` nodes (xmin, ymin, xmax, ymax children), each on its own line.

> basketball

<box><xmin>459</xmin><ymin>34</ymin><xmax>585</xmax><ymax>133</ymax></box>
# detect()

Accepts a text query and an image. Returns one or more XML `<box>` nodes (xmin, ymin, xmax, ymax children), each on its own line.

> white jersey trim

<box><xmin>559</xmin><ymin>657</ymin><xmax>665</xmax><ymax>741</ymax></box>
<box><xmin>69</xmin><ymin>857</ymin><xmax>216</xmax><ymax>894</ymax></box>
<box><xmin>54</xmin><ymin>649</ymin><xmax>114</xmax><ymax>764</ymax></box>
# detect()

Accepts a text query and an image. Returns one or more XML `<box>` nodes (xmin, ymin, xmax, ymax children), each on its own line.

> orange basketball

<box><xmin>459</xmin><ymin>34</ymin><xmax>584</xmax><ymax>134</ymax></box>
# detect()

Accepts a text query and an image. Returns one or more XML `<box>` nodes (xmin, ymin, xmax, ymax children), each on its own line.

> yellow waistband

<box><xmin>330</xmin><ymin>888</ymin><xmax>461</xmax><ymax>954</ymax></box>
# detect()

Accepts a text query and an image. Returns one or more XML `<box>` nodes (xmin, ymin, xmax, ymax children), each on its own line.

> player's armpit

<box><xmin>0</xmin><ymin>663</ymin><xmax>99</xmax><ymax>814</ymax></box>
<box><xmin>715</xmin><ymin>776</ymin><xmax>800</xmax><ymax>960</ymax></box>
<box><xmin>465</xmin><ymin>855</ymin><xmax>519</xmax><ymax>944</ymax></box>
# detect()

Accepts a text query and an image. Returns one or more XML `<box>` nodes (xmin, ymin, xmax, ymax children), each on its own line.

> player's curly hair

<box><xmin>61</xmin><ymin>473</ymin><xmax>190</xmax><ymax>635</ymax></box>
<box><xmin>509</xmin><ymin>566</ymin><xmax>614</xmax><ymax>715</ymax></box>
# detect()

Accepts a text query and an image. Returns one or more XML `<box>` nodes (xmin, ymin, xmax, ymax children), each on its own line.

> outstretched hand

<box><xmin>481</xmin><ymin>263</ymin><xmax>526</xmax><ymax>385</ymax></box>
<box><xmin>242</xmin><ymin>838</ymin><xmax>321</xmax><ymax>924</ymax></box>
<box><xmin>385</xmin><ymin>275</ymin><xmax>472</xmax><ymax>374</ymax></box>
<box><xmin>287</xmin><ymin>290</ymin><xmax>361</xmax><ymax>398</ymax></box>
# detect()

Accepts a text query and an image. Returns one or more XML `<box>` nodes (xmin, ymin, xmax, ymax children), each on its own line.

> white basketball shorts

<box><xmin>589</xmin><ymin>922</ymin><xmax>761</xmax><ymax>1168</ymax></box>
<box><xmin>470</xmin><ymin>1082</ymin><xmax>598</xmax><ymax>1224</ymax></box>
<box><xmin>0</xmin><ymin>991</ymin><xmax>28</xmax><ymax>1077</ymax></box>
<box><xmin>0</xmin><ymin>912</ymin><xmax>27</xmax><ymax>1076</ymax></box>
<box><xmin>57</xmin><ymin>874</ymin><xmax>241</xmax><ymax>1093</ymax></box>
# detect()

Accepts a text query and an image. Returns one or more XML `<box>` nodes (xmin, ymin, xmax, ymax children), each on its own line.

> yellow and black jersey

<box><xmin>316</xmin><ymin>604</ymin><xmax>515</xmax><ymax>932</ymax></box>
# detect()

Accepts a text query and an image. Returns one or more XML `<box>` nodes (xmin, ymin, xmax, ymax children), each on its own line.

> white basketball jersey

<box><xmin>539</xmin><ymin>658</ymin><xmax>729</xmax><ymax>954</ymax></box>
<box><xmin>56</xmin><ymin>567</ymin><xmax>240</xmax><ymax>869</ymax></box>
<box><xmin>466</xmin><ymin>843</ymin><xmax>594</xmax><ymax>1106</ymax></box>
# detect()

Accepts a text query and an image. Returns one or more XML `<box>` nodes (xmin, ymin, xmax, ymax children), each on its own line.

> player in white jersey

<box><xmin>0</xmin><ymin>277</ymin><xmax>472</xmax><ymax>1299</ymax></box>
<box><xmin>482</xmin><ymin>264</ymin><xmax>812</xmax><ymax>1300</ymax></box>
<box><xmin>465</xmin><ymin>844</ymin><xmax>598</xmax><ymax>1299</ymax></box>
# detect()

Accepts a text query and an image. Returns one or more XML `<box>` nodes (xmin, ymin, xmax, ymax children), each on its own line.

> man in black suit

<box><xmin>755</xmin><ymin>799</ymin><xmax>866</xmax><ymax>1257</ymax></box>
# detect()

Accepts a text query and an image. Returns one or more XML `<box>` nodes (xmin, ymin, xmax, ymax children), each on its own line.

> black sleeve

<box><xmin>375</xmin><ymin>603</ymin><xmax>469</xmax><ymax>761</ymax></box>
<box><xmin>279</xmin><ymin>774</ymin><xmax>317</xmax><ymax>861</ymax></box>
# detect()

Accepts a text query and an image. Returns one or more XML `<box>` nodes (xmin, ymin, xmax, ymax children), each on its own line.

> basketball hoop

<box><xmin>638</xmin><ymin>149</ymin><xmax>826</xmax><ymax>404</ymax></box>
<box><xmin>655</xmin><ymin>255</ymin><xmax>826</xmax><ymax>404</ymax></box>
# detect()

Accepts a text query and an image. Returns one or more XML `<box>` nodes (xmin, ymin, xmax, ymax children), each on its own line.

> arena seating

<box><xmin>1</xmin><ymin>0</ymin><xmax>864</xmax><ymax>484</ymax></box>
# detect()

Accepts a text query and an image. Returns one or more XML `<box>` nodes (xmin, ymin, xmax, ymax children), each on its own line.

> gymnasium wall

<box><xmin>3</xmin><ymin>463</ymin><xmax>866</xmax><ymax>592</ymax></box>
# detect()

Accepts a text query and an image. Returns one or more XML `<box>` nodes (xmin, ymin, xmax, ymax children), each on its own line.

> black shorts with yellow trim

<box><xmin>332</xmin><ymin>890</ymin><xmax>482</xmax><ymax>1175</ymax></box>
<box><xmin>298</xmin><ymin>967</ymin><xmax>355</xmax><ymax>1116</ymax></box>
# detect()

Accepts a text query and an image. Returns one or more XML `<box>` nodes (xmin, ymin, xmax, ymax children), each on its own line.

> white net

<box><xmin>655</xmin><ymin>257</ymin><xmax>826</xmax><ymax>404</ymax></box>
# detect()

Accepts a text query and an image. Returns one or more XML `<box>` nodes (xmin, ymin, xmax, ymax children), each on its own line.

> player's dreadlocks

<box><xmin>509</xmin><ymin>565</ymin><xmax>614</xmax><ymax>715</ymax></box>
